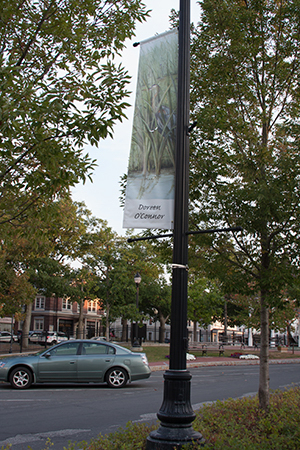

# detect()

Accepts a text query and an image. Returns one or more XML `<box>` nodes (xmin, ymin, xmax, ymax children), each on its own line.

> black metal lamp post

<box><xmin>132</xmin><ymin>272</ymin><xmax>141</xmax><ymax>347</ymax></box>
<box><xmin>146</xmin><ymin>0</ymin><xmax>203</xmax><ymax>448</ymax></box>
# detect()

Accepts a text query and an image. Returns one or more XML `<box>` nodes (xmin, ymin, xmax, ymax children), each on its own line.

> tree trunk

<box><xmin>224</xmin><ymin>300</ymin><xmax>228</xmax><ymax>343</ymax></box>
<box><xmin>121</xmin><ymin>318</ymin><xmax>127</xmax><ymax>342</ymax></box>
<box><xmin>259</xmin><ymin>226</ymin><xmax>271</xmax><ymax>412</ymax></box>
<box><xmin>105</xmin><ymin>302</ymin><xmax>110</xmax><ymax>341</ymax></box>
<box><xmin>77</xmin><ymin>299</ymin><xmax>84</xmax><ymax>339</ymax></box>
<box><xmin>259</xmin><ymin>292</ymin><xmax>270</xmax><ymax>411</ymax></box>
<box><xmin>159</xmin><ymin>314</ymin><xmax>167</xmax><ymax>343</ymax></box>
<box><xmin>22</xmin><ymin>302</ymin><xmax>32</xmax><ymax>349</ymax></box>
<box><xmin>193</xmin><ymin>319</ymin><xmax>197</xmax><ymax>343</ymax></box>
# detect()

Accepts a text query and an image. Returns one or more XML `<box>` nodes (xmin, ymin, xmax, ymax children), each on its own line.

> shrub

<box><xmin>65</xmin><ymin>387</ymin><xmax>300</xmax><ymax>450</ymax></box>
<box><xmin>190</xmin><ymin>386</ymin><xmax>300</xmax><ymax>449</ymax></box>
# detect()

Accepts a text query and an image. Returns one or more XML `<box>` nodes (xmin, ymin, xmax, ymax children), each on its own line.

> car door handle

<box><xmin>69</xmin><ymin>361</ymin><xmax>75</xmax><ymax>364</ymax></box>
<box><xmin>105</xmin><ymin>359</ymin><xmax>112</xmax><ymax>362</ymax></box>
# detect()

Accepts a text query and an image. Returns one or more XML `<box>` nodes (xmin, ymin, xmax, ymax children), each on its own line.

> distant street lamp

<box><xmin>132</xmin><ymin>273</ymin><xmax>141</xmax><ymax>347</ymax></box>
<box><xmin>153</xmin><ymin>308</ymin><xmax>158</xmax><ymax>343</ymax></box>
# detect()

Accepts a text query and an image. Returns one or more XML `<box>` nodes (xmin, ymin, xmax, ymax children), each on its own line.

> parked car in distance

<box><xmin>0</xmin><ymin>340</ymin><xmax>151</xmax><ymax>389</ymax></box>
<box><xmin>0</xmin><ymin>331</ymin><xmax>18</xmax><ymax>342</ymax></box>
<box><xmin>90</xmin><ymin>336</ymin><xmax>107</xmax><ymax>341</ymax></box>
<box><xmin>28</xmin><ymin>331</ymin><xmax>43</xmax><ymax>343</ymax></box>
<box><xmin>38</xmin><ymin>331</ymin><xmax>68</xmax><ymax>345</ymax></box>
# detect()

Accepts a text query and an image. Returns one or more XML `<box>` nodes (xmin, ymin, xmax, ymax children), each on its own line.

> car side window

<box><xmin>82</xmin><ymin>342</ymin><xmax>112</xmax><ymax>355</ymax></box>
<box><xmin>48</xmin><ymin>342</ymin><xmax>80</xmax><ymax>356</ymax></box>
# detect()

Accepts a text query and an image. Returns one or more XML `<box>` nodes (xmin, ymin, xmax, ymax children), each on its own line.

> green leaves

<box><xmin>0</xmin><ymin>0</ymin><xmax>149</xmax><ymax>224</ymax></box>
<box><xmin>190</xmin><ymin>4</ymin><xmax>300</xmax><ymax>408</ymax></box>
<box><xmin>190</xmin><ymin>0</ymin><xmax>300</xmax><ymax>305</ymax></box>
<box><xmin>0</xmin><ymin>0</ymin><xmax>149</xmax><ymax>314</ymax></box>
<box><xmin>71</xmin><ymin>212</ymin><xmax>170</xmax><ymax>326</ymax></box>
<box><xmin>188</xmin><ymin>276</ymin><xmax>224</xmax><ymax>327</ymax></box>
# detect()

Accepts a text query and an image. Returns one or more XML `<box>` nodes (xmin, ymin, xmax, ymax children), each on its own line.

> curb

<box><xmin>149</xmin><ymin>357</ymin><xmax>300</xmax><ymax>371</ymax></box>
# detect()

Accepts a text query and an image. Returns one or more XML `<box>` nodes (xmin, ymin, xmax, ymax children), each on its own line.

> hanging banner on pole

<box><xmin>123</xmin><ymin>29</ymin><xmax>178</xmax><ymax>230</ymax></box>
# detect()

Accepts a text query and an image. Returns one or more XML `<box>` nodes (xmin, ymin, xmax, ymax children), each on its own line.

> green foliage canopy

<box><xmin>190</xmin><ymin>0</ymin><xmax>300</xmax><ymax>307</ymax></box>
<box><xmin>188</xmin><ymin>276</ymin><xmax>224</xmax><ymax>328</ymax></box>
<box><xmin>0</xmin><ymin>0</ymin><xmax>149</xmax><ymax>224</ymax></box>
<box><xmin>0</xmin><ymin>197</ymin><xmax>88</xmax><ymax>316</ymax></box>
<box><xmin>189</xmin><ymin>0</ymin><xmax>300</xmax><ymax>410</ymax></box>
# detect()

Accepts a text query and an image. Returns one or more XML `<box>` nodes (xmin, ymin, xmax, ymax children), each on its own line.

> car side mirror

<box><xmin>44</xmin><ymin>352</ymin><xmax>51</xmax><ymax>358</ymax></box>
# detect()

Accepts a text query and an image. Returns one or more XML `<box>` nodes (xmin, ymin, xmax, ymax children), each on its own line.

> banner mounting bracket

<box><xmin>127</xmin><ymin>226</ymin><xmax>242</xmax><ymax>243</ymax></box>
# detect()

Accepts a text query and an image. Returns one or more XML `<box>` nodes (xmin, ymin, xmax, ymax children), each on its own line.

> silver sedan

<box><xmin>0</xmin><ymin>340</ymin><xmax>151</xmax><ymax>389</ymax></box>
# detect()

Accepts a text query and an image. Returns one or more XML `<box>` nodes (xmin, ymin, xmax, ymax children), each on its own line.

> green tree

<box><xmin>0</xmin><ymin>197</ymin><xmax>88</xmax><ymax>346</ymax></box>
<box><xmin>66</xmin><ymin>267</ymin><xmax>99</xmax><ymax>339</ymax></box>
<box><xmin>188</xmin><ymin>276</ymin><xmax>224</xmax><ymax>342</ymax></box>
<box><xmin>0</xmin><ymin>251</ymin><xmax>36</xmax><ymax>318</ymax></box>
<box><xmin>75</xmin><ymin>214</ymin><xmax>168</xmax><ymax>341</ymax></box>
<box><xmin>114</xmin><ymin>236</ymin><xmax>171</xmax><ymax>343</ymax></box>
<box><xmin>188</xmin><ymin>235</ymin><xmax>252</xmax><ymax>339</ymax></box>
<box><xmin>190</xmin><ymin>0</ymin><xmax>300</xmax><ymax>411</ymax></box>
<box><xmin>134</xmin><ymin>276</ymin><xmax>171</xmax><ymax>343</ymax></box>
<box><xmin>23</xmin><ymin>256</ymin><xmax>73</xmax><ymax>346</ymax></box>
<box><xmin>0</xmin><ymin>0</ymin><xmax>149</xmax><ymax>224</ymax></box>
<box><xmin>76</xmin><ymin>217</ymin><xmax>118</xmax><ymax>340</ymax></box>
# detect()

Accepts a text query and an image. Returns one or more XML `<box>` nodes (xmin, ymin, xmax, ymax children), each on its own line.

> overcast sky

<box><xmin>71</xmin><ymin>1</ymin><xmax>201</xmax><ymax>235</ymax></box>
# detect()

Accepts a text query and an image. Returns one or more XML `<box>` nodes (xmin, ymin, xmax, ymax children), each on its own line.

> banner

<box><xmin>123</xmin><ymin>30</ymin><xmax>178</xmax><ymax>229</ymax></box>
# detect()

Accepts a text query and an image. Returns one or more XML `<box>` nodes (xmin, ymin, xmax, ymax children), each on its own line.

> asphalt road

<box><xmin>0</xmin><ymin>363</ymin><xmax>299</xmax><ymax>450</ymax></box>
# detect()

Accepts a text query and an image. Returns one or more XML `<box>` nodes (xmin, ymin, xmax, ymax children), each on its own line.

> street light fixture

<box><xmin>132</xmin><ymin>273</ymin><xmax>141</xmax><ymax>347</ymax></box>
<box><xmin>134</xmin><ymin>272</ymin><xmax>142</xmax><ymax>290</ymax></box>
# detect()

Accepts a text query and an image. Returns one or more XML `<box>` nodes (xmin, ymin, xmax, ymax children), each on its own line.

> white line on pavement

<box><xmin>0</xmin><ymin>429</ymin><xmax>91</xmax><ymax>446</ymax></box>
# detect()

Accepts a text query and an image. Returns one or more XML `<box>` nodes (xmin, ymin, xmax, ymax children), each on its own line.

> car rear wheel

<box><xmin>9</xmin><ymin>367</ymin><xmax>33</xmax><ymax>389</ymax></box>
<box><xmin>106</xmin><ymin>367</ymin><xmax>128</xmax><ymax>388</ymax></box>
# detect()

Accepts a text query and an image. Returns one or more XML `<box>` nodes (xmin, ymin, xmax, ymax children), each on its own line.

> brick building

<box><xmin>26</xmin><ymin>295</ymin><xmax>104</xmax><ymax>338</ymax></box>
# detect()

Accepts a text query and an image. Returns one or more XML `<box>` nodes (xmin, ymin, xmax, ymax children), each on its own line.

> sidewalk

<box><xmin>149</xmin><ymin>355</ymin><xmax>300</xmax><ymax>371</ymax></box>
<box><xmin>2</xmin><ymin>343</ymin><xmax>300</xmax><ymax>372</ymax></box>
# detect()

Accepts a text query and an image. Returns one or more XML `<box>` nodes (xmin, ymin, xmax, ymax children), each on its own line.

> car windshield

<box><xmin>29</xmin><ymin>349</ymin><xmax>46</xmax><ymax>356</ymax></box>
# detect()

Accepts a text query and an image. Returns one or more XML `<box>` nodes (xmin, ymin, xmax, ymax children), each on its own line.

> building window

<box><xmin>34</xmin><ymin>319</ymin><xmax>44</xmax><ymax>330</ymax></box>
<box><xmin>35</xmin><ymin>297</ymin><xmax>45</xmax><ymax>310</ymax></box>
<box><xmin>62</xmin><ymin>299</ymin><xmax>72</xmax><ymax>310</ymax></box>
<box><xmin>88</xmin><ymin>301</ymin><xmax>96</xmax><ymax>312</ymax></box>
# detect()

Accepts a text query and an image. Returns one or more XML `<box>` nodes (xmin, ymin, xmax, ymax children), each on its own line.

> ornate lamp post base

<box><xmin>147</xmin><ymin>426</ymin><xmax>203</xmax><ymax>450</ymax></box>
<box><xmin>146</xmin><ymin>370</ymin><xmax>204</xmax><ymax>449</ymax></box>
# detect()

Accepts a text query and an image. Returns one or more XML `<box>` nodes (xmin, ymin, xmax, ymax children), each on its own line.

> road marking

<box><xmin>0</xmin><ymin>399</ymin><xmax>51</xmax><ymax>402</ymax></box>
<box><xmin>0</xmin><ymin>429</ymin><xmax>91</xmax><ymax>446</ymax></box>
<box><xmin>134</xmin><ymin>394</ymin><xmax>259</xmax><ymax>424</ymax></box>
<box><xmin>133</xmin><ymin>413</ymin><xmax>157</xmax><ymax>423</ymax></box>
<box><xmin>279</xmin><ymin>381</ymin><xmax>300</xmax><ymax>388</ymax></box>
<box><xmin>133</xmin><ymin>402</ymin><xmax>216</xmax><ymax>424</ymax></box>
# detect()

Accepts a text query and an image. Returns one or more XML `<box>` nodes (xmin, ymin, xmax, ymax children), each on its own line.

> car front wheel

<box><xmin>9</xmin><ymin>367</ymin><xmax>33</xmax><ymax>389</ymax></box>
<box><xmin>106</xmin><ymin>367</ymin><xmax>128</xmax><ymax>388</ymax></box>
